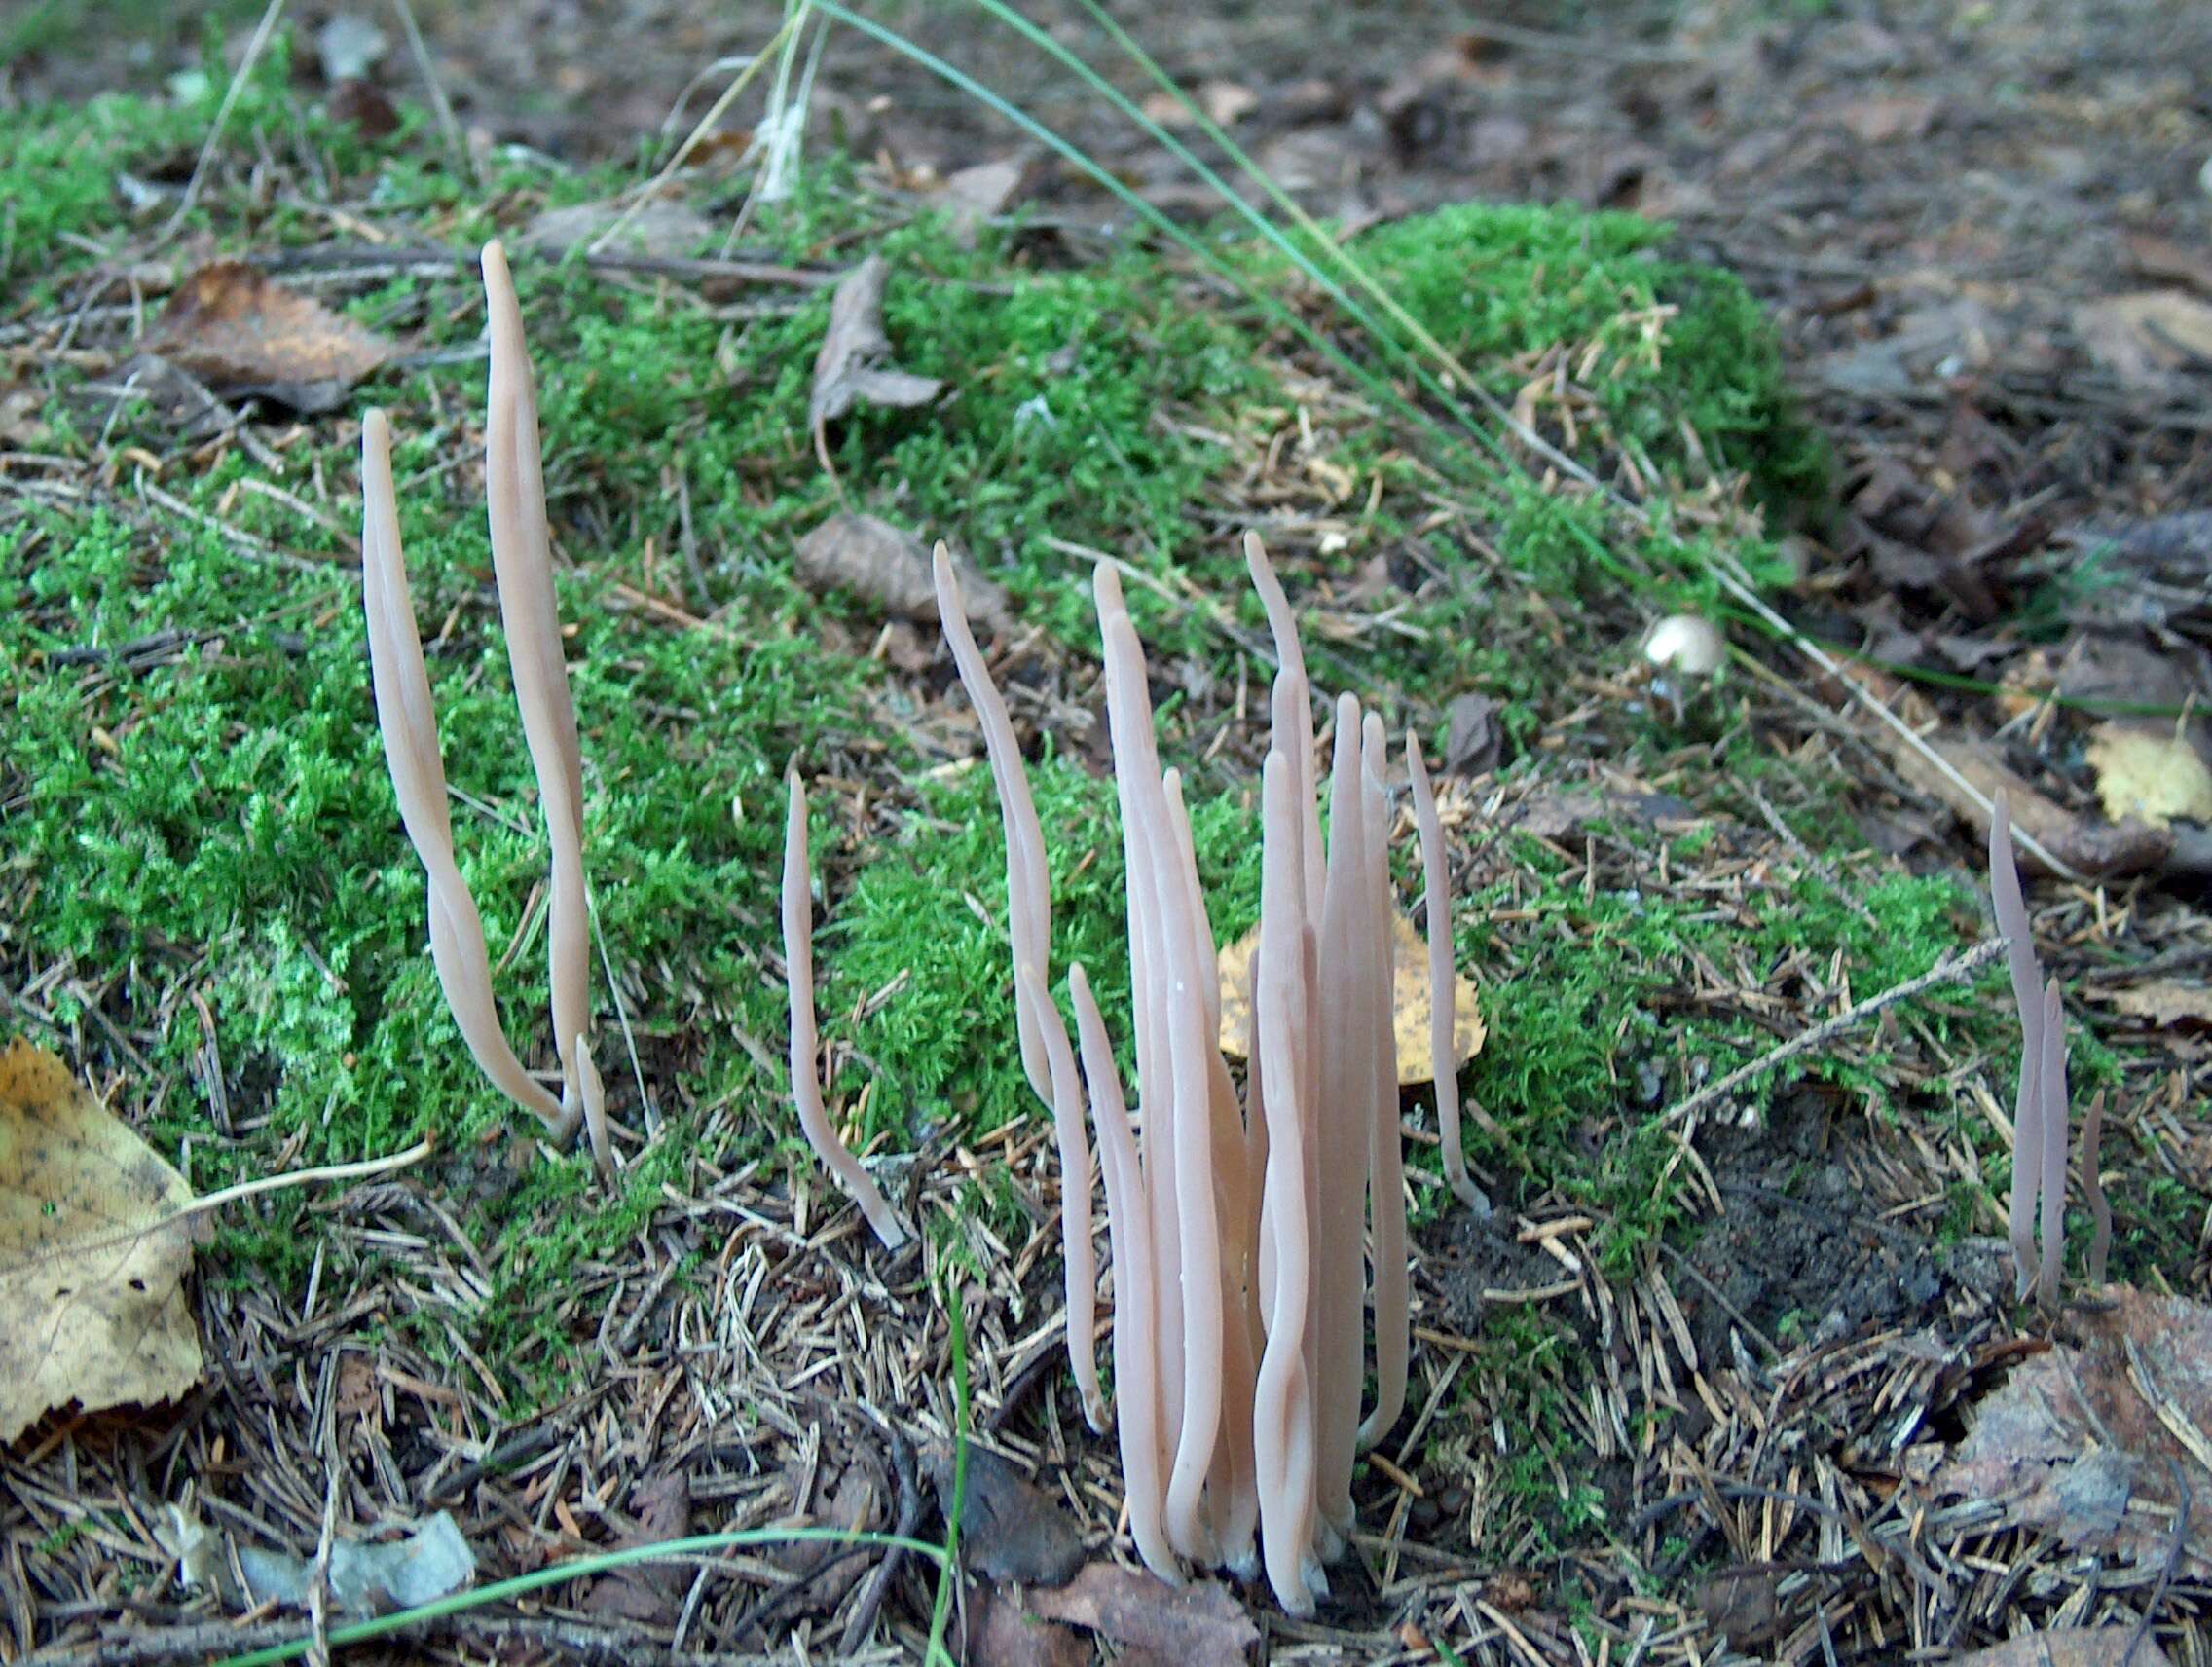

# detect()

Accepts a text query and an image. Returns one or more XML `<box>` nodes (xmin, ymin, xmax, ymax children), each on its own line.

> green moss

<box><xmin>1434</xmin><ymin>821</ymin><xmax>1996</xmax><ymax>1270</ymax></box>
<box><xmin>1350</xmin><ymin>202</ymin><xmax>1830</xmax><ymax>514</ymax></box>
<box><xmin>0</xmin><ymin>470</ymin><xmax>862</xmax><ymax>1400</ymax></box>
<box><xmin>0</xmin><ymin>95</ymin><xmax>196</xmax><ymax>291</ymax></box>
<box><xmin>828</xmin><ymin>751</ymin><xmax>1262</xmax><ymax>1143</ymax></box>
<box><xmin>1468</xmin><ymin>1307</ymin><xmax>1615</xmax><ymax>1555</ymax></box>
<box><xmin>0</xmin><ymin>36</ymin><xmax>409</xmax><ymax>300</ymax></box>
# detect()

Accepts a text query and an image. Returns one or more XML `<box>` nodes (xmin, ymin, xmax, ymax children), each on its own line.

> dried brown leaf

<box><xmin>1028</xmin><ymin>1562</ymin><xmax>1258</xmax><ymax>1666</ymax></box>
<box><xmin>794</xmin><ymin>514</ymin><xmax>1009</xmax><ymax>630</ymax></box>
<box><xmin>0</xmin><ymin>381</ymin><xmax>46</xmax><ymax>449</ymax></box>
<box><xmin>2123</xmin><ymin>232</ymin><xmax>2212</xmax><ymax>299</ymax></box>
<box><xmin>1509</xmin><ymin>786</ymin><xmax>1695</xmax><ymax>842</ymax></box>
<box><xmin>2099</xmin><ymin>982</ymin><xmax>2212</xmax><ymax>1028</ymax></box>
<box><xmin>2076</xmin><ymin>291</ymin><xmax>2212</xmax><ymax>388</ymax></box>
<box><xmin>584</xmin><ymin>1471</ymin><xmax>691</xmax><ymax>1623</ymax></box>
<box><xmin>1934</xmin><ymin>1286</ymin><xmax>2212</xmax><ymax>1574</ymax></box>
<box><xmin>1139</xmin><ymin>80</ymin><xmax>1259</xmax><ymax>129</ymax></box>
<box><xmin>1443</xmin><ymin>691</ymin><xmax>1502</xmax><ymax>777</ymax></box>
<box><xmin>521</xmin><ymin>200</ymin><xmax>719</xmax><ymax>259</ymax></box>
<box><xmin>1698</xmin><ymin>1566</ymin><xmax>1786</xmax><ymax>1648</ymax></box>
<box><xmin>144</xmin><ymin>261</ymin><xmax>392</xmax><ymax>413</ymax></box>
<box><xmin>966</xmin><ymin>1582</ymin><xmax>1088</xmax><ymax>1667</ymax></box>
<box><xmin>0</xmin><ymin>1039</ymin><xmax>203</xmax><ymax>1442</ymax></box>
<box><xmin>922</xmin><ymin>1440</ymin><xmax>1086</xmax><ymax>1588</ymax></box>
<box><xmin>1829</xmin><ymin>94</ymin><xmax>1937</xmax><ymax>143</ymax></box>
<box><xmin>809</xmin><ymin>255</ymin><xmax>943</xmax><ymax>428</ymax></box>
<box><xmin>328</xmin><ymin>80</ymin><xmax>400</xmax><ymax>138</ymax></box>
<box><xmin>940</xmin><ymin>162</ymin><xmax>1025</xmax><ymax>246</ymax></box>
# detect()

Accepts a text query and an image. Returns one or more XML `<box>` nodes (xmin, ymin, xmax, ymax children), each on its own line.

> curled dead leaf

<box><xmin>809</xmin><ymin>255</ymin><xmax>944</xmax><ymax>429</ymax></box>
<box><xmin>1950</xmin><ymin>1628</ymin><xmax>2171</xmax><ymax>1667</ymax></box>
<box><xmin>794</xmin><ymin>514</ymin><xmax>1009</xmax><ymax>632</ymax></box>
<box><xmin>2096</xmin><ymin>982</ymin><xmax>2212</xmax><ymax>1029</ymax></box>
<box><xmin>0</xmin><ymin>378</ymin><xmax>48</xmax><ymax>449</ymax></box>
<box><xmin>2075</xmin><ymin>290</ymin><xmax>2212</xmax><ymax>389</ymax></box>
<box><xmin>921</xmin><ymin>1439</ymin><xmax>1086</xmax><ymax>1588</ymax></box>
<box><xmin>1829</xmin><ymin>93</ymin><xmax>1937</xmax><ymax>144</ymax></box>
<box><xmin>1933</xmin><ymin>1286</ymin><xmax>2212</xmax><ymax>1575</ymax></box>
<box><xmin>1698</xmin><ymin>1566</ymin><xmax>1786</xmax><ymax>1648</ymax></box>
<box><xmin>939</xmin><ymin>161</ymin><xmax>1025</xmax><ymax>246</ymax></box>
<box><xmin>1139</xmin><ymin>79</ymin><xmax>1259</xmax><ymax>130</ymax></box>
<box><xmin>970</xmin><ymin>1581</ymin><xmax>1088</xmax><ymax>1667</ymax></box>
<box><xmin>521</xmin><ymin>200</ymin><xmax>719</xmax><ymax>260</ymax></box>
<box><xmin>585</xmin><ymin>1471</ymin><xmax>692</xmax><ymax>1624</ymax></box>
<box><xmin>1442</xmin><ymin>690</ymin><xmax>1502</xmax><ymax>777</ymax></box>
<box><xmin>1028</xmin><ymin>1562</ymin><xmax>1258</xmax><ymax>1667</ymax></box>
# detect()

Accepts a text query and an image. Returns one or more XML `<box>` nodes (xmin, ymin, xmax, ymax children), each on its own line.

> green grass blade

<box><xmin>206</xmin><ymin>1527</ymin><xmax>948</xmax><ymax>1667</ymax></box>
<box><xmin>924</xmin><ymin>1265</ymin><xmax>973</xmax><ymax>1667</ymax></box>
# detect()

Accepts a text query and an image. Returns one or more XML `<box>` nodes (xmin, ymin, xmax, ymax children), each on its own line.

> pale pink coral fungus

<box><xmin>360</xmin><ymin>241</ymin><xmax>609</xmax><ymax>1178</ymax></box>
<box><xmin>935</xmin><ymin>530</ymin><xmax>1487</xmax><ymax>1614</ymax></box>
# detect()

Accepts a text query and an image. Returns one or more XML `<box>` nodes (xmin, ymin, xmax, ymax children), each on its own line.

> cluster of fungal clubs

<box><xmin>359</xmin><ymin>243</ymin><xmax>611</xmax><ymax>1179</ymax></box>
<box><xmin>355</xmin><ymin>241</ymin><xmax>1486</xmax><ymax>1618</ymax></box>
<box><xmin>789</xmin><ymin>533</ymin><xmax>1489</xmax><ymax>1614</ymax></box>
<box><xmin>1989</xmin><ymin>791</ymin><xmax>2110</xmax><ymax>1304</ymax></box>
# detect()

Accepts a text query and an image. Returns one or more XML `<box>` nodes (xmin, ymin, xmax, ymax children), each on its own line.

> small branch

<box><xmin>26</xmin><ymin>1611</ymin><xmax>761</xmax><ymax>1667</ymax></box>
<box><xmin>1662</xmin><ymin>938</ymin><xmax>2008</xmax><ymax>1129</ymax></box>
<box><xmin>0</xmin><ymin>1141</ymin><xmax>433</xmax><ymax>1277</ymax></box>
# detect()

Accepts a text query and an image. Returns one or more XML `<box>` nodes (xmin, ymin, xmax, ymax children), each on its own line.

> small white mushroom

<box><xmin>1641</xmin><ymin>613</ymin><xmax>1727</xmax><ymax>721</ymax></box>
<box><xmin>1643</xmin><ymin>612</ymin><xmax>1726</xmax><ymax>676</ymax></box>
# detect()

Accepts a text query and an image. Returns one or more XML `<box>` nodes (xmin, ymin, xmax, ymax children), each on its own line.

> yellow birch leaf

<box><xmin>1217</xmin><ymin>912</ymin><xmax>1486</xmax><ymax>1086</ymax></box>
<box><xmin>0</xmin><ymin>1039</ymin><xmax>203</xmax><ymax>1442</ymax></box>
<box><xmin>2084</xmin><ymin>724</ymin><xmax>2212</xmax><ymax>829</ymax></box>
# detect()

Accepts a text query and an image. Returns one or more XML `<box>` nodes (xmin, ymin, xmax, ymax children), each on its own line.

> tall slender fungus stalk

<box><xmin>1989</xmin><ymin>793</ymin><xmax>2043</xmax><ymax>1298</ymax></box>
<box><xmin>2082</xmin><ymin>1091</ymin><xmax>2112</xmax><ymax>1285</ymax></box>
<box><xmin>940</xmin><ymin>531</ymin><xmax>1480</xmax><ymax>1615</ymax></box>
<box><xmin>781</xmin><ymin>772</ymin><xmax>908</xmax><ymax>1250</ymax></box>
<box><xmin>1409</xmin><ymin>734</ymin><xmax>1492</xmax><ymax>1216</ymax></box>
<box><xmin>359</xmin><ymin>241</ymin><xmax>609</xmax><ymax>1173</ymax></box>
<box><xmin>935</xmin><ymin>545</ymin><xmax>1105</xmax><ymax>1430</ymax></box>
<box><xmin>1987</xmin><ymin>789</ymin><xmax>2091</xmax><ymax>1304</ymax></box>
<box><xmin>481</xmin><ymin>242</ymin><xmax>608</xmax><ymax>1177</ymax></box>
<box><xmin>361</xmin><ymin>412</ymin><xmax>575</xmax><ymax>1148</ymax></box>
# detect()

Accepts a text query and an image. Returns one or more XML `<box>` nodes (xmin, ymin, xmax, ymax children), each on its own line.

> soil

<box><xmin>1432</xmin><ymin>1096</ymin><xmax>1962</xmax><ymax>1360</ymax></box>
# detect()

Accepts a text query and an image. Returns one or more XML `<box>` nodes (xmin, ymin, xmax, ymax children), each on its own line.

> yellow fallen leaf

<box><xmin>0</xmin><ymin>1039</ymin><xmax>203</xmax><ymax>1442</ymax></box>
<box><xmin>1217</xmin><ymin>912</ymin><xmax>1486</xmax><ymax>1086</ymax></box>
<box><xmin>2084</xmin><ymin>723</ymin><xmax>2212</xmax><ymax>828</ymax></box>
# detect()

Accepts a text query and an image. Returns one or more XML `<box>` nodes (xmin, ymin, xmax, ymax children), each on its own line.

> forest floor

<box><xmin>3</xmin><ymin>1</ymin><xmax>2212</xmax><ymax>1664</ymax></box>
